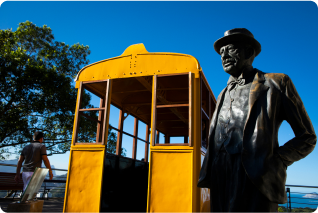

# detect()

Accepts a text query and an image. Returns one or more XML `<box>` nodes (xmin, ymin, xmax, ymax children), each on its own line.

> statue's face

<box><xmin>220</xmin><ymin>43</ymin><xmax>249</xmax><ymax>77</ymax></box>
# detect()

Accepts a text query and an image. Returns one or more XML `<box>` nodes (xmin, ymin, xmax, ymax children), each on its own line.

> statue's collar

<box><xmin>227</xmin><ymin>66</ymin><xmax>256</xmax><ymax>84</ymax></box>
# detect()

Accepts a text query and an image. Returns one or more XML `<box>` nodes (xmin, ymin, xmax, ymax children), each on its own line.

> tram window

<box><xmin>138</xmin><ymin>120</ymin><xmax>147</xmax><ymax>141</ymax></box>
<box><xmin>110</xmin><ymin>76</ymin><xmax>152</xmax><ymax>159</ymax></box>
<box><xmin>155</xmin><ymin>106</ymin><xmax>189</xmax><ymax>145</ymax></box>
<box><xmin>152</xmin><ymin>73</ymin><xmax>192</xmax><ymax>146</ymax></box>
<box><xmin>153</xmin><ymin>131</ymin><xmax>163</xmax><ymax>144</ymax></box>
<box><xmin>76</xmin><ymin>112</ymin><xmax>100</xmax><ymax>143</ymax></box>
<box><xmin>73</xmin><ymin>81</ymin><xmax>110</xmax><ymax>145</ymax></box>
<box><xmin>156</xmin><ymin>74</ymin><xmax>189</xmax><ymax>105</ymax></box>
<box><xmin>85</xmin><ymin>90</ymin><xmax>102</xmax><ymax>108</ymax></box>
<box><xmin>201</xmin><ymin>76</ymin><xmax>213</xmax><ymax>149</ymax></box>
<box><xmin>158</xmin><ymin>132</ymin><xmax>165</xmax><ymax>144</ymax></box>
<box><xmin>123</xmin><ymin>114</ymin><xmax>135</xmax><ymax>136</ymax></box>
<box><xmin>122</xmin><ymin>134</ymin><xmax>133</xmax><ymax>158</ymax></box>
<box><xmin>201</xmin><ymin>80</ymin><xmax>210</xmax><ymax>118</ymax></box>
<box><xmin>136</xmin><ymin>140</ymin><xmax>145</xmax><ymax>161</ymax></box>
<box><xmin>170</xmin><ymin>136</ymin><xmax>188</xmax><ymax>144</ymax></box>
<box><xmin>106</xmin><ymin>128</ymin><xmax>119</xmax><ymax>154</ymax></box>
<box><xmin>108</xmin><ymin>104</ymin><xmax>120</xmax><ymax>130</ymax></box>
<box><xmin>201</xmin><ymin>119</ymin><xmax>208</xmax><ymax>149</ymax></box>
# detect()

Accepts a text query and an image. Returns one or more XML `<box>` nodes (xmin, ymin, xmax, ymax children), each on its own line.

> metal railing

<box><xmin>0</xmin><ymin>163</ymin><xmax>67</xmax><ymax>199</ymax></box>
<box><xmin>0</xmin><ymin>163</ymin><xmax>67</xmax><ymax>172</ymax></box>
<box><xmin>284</xmin><ymin>185</ymin><xmax>318</xmax><ymax>212</ymax></box>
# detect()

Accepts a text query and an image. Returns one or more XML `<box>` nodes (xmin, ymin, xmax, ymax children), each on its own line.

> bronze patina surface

<box><xmin>197</xmin><ymin>28</ymin><xmax>316</xmax><ymax>212</ymax></box>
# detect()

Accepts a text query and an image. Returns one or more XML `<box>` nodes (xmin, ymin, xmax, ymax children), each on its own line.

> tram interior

<box><xmin>73</xmin><ymin>73</ymin><xmax>214</xmax><ymax>211</ymax></box>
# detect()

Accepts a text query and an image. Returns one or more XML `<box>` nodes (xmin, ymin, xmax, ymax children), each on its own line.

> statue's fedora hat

<box><xmin>214</xmin><ymin>28</ymin><xmax>261</xmax><ymax>56</ymax></box>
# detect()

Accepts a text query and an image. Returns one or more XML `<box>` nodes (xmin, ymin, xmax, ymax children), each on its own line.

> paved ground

<box><xmin>0</xmin><ymin>198</ymin><xmax>64</xmax><ymax>212</ymax></box>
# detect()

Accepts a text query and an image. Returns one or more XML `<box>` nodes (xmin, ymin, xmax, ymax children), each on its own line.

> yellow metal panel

<box><xmin>150</xmin><ymin>146</ymin><xmax>193</xmax><ymax>150</ymax></box>
<box><xmin>148</xmin><ymin>151</ymin><xmax>192</xmax><ymax>212</ymax></box>
<box><xmin>192</xmin><ymin>76</ymin><xmax>201</xmax><ymax>212</ymax></box>
<box><xmin>136</xmin><ymin>53</ymin><xmax>200</xmax><ymax>76</ymax></box>
<box><xmin>75</xmin><ymin>44</ymin><xmax>201</xmax><ymax>83</ymax></box>
<box><xmin>121</xmin><ymin>43</ymin><xmax>149</xmax><ymax>55</ymax></box>
<box><xmin>71</xmin><ymin>144</ymin><xmax>106</xmax><ymax>149</ymax></box>
<box><xmin>64</xmin><ymin>148</ymin><xmax>104</xmax><ymax>212</ymax></box>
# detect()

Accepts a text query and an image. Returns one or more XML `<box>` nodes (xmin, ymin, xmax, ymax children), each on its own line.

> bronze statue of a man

<box><xmin>197</xmin><ymin>28</ymin><xmax>316</xmax><ymax>212</ymax></box>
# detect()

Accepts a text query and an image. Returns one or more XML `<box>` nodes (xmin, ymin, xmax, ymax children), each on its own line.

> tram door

<box><xmin>147</xmin><ymin>73</ymin><xmax>215</xmax><ymax>212</ymax></box>
<box><xmin>63</xmin><ymin>77</ymin><xmax>151</xmax><ymax>212</ymax></box>
<box><xmin>99</xmin><ymin>77</ymin><xmax>153</xmax><ymax>212</ymax></box>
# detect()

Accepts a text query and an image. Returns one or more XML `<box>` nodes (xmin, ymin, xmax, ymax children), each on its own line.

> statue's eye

<box><xmin>229</xmin><ymin>48</ymin><xmax>236</xmax><ymax>53</ymax></box>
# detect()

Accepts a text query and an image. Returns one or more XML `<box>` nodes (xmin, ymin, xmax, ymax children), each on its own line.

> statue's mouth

<box><xmin>223</xmin><ymin>58</ymin><xmax>235</xmax><ymax>67</ymax></box>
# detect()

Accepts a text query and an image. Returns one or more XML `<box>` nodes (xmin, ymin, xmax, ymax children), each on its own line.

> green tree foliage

<box><xmin>278</xmin><ymin>206</ymin><xmax>285</xmax><ymax>212</ymax></box>
<box><xmin>0</xmin><ymin>21</ymin><xmax>94</xmax><ymax>159</ymax></box>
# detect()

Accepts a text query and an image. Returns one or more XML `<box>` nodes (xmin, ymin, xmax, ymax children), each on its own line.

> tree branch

<box><xmin>0</xmin><ymin>139</ymin><xmax>72</xmax><ymax>149</ymax></box>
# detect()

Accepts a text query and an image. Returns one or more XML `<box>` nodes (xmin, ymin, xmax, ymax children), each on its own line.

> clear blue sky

<box><xmin>1</xmin><ymin>1</ymin><xmax>318</xmax><ymax>190</ymax></box>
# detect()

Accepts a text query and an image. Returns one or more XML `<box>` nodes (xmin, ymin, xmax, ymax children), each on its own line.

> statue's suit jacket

<box><xmin>197</xmin><ymin>69</ymin><xmax>316</xmax><ymax>203</ymax></box>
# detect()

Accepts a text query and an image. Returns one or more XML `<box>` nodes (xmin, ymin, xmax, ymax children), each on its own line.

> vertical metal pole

<box><xmin>151</xmin><ymin>75</ymin><xmax>157</xmax><ymax>146</ymax></box>
<box><xmin>102</xmin><ymin>79</ymin><xmax>112</xmax><ymax>145</ymax></box>
<box><xmin>132</xmin><ymin>118</ymin><xmax>138</xmax><ymax>159</ymax></box>
<box><xmin>116</xmin><ymin>109</ymin><xmax>124</xmax><ymax>156</ymax></box>
<box><xmin>288</xmin><ymin>188</ymin><xmax>291</xmax><ymax>212</ymax></box>
<box><xmin>96</xmin><ymin>98</ymin><xmax>104</xmax><ymax>143</ymax></box>
<box><xmin>189</xmin><ymin>72</ymin><xmax>194</xmax><ymax>147</ymax></box>
<box><xmin>144</xmin><ymin>125</ymin><xmax>150</xmax><ymax>162</ymax></box>
<box><xmin>156</xmin><ymin>131</ymin><xmax>159</xmax><ymax>144</ymax></box>
<box><xmin>286</xmin><ymin>187</ymin><xmax>291</xmax><ymax>212</ymax></box>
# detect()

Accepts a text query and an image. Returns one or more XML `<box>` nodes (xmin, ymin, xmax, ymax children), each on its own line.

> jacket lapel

<box><xmin>244</xmin><ymin>70</ymin><xmax>269</xmax><ymax>130</ymax></box>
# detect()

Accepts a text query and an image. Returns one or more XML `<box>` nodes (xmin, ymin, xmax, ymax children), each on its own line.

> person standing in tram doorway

<box><xmin>14</xmin><ymin>131</ymin><xmax>53</xmax><ymax>191</ymax></box>
<box><xmin>197</xmin><ymin>28</ymin><xmax>316</xmax><ymax>212</ymax></box>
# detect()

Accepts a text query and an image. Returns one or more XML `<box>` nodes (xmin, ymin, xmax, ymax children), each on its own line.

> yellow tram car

<box><xmin>63</xmin><ymin>44</ymin><xmax>216</xmax><ymax>212</ymax></box>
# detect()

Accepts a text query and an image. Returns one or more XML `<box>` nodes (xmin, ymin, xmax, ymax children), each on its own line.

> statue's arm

<box><xmin>276</xmin><ymin>75</ymin><xmax>317</xmax><ymax>166</ymax></box>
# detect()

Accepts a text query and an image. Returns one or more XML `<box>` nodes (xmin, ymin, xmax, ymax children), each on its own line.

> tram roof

<box><xmin>74</xmin><ymin>43</ymin><xmax>203</xmax><ymax>87</ymax></box>
<box><xmin>73</xmin><ymin>44</ymin><xmax>216</xmax><ymax>133</ymax></box>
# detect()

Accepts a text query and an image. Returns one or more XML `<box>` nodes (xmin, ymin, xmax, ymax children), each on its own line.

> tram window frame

<box><xmin>110</xmin><ymin>111</ymin><xmax>150</xmax><ymax>162</ymax></box>
<box><xmin>73</xmin><ymin>80</ymin><xmax>112</xmax><ymax>145</ymax></box>
<box><xmin>151</xmin><ymin>72</ymin><xmax>194</xmax><ymax>147</ymax></box>
<box><xmin>201</xmin><ymin>74</ymin><xmax>214</xmax><ymax>150</ymax></box>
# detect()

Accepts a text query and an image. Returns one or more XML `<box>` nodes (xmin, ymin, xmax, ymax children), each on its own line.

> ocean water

<box><xmin>279</xmin><ymin>193</ymin><xmax>318</xmax><ymax>209</ymax></box>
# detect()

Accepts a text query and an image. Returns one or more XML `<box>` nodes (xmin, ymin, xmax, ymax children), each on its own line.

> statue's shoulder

<box><xmin>264</xmin><ymin>72</ymin><xmax>288</xmax><ymax>81</ymax></box>
<box><xmin>256</xmin><ymin>69</ymin><xmax>291</xmax><ymax>89</ymax></box>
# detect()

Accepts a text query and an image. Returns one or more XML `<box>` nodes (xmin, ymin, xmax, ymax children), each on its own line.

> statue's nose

<box><xmin>221</xmin><ymin>50</ymin><xmax>229</xmax><ymax>59</ymax></box>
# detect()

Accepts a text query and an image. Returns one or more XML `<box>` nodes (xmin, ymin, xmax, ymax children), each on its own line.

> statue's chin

<box><xmin>223</xmin><ymin>66</ymin><xmax>240</xmax><ymax>77</ymax></box>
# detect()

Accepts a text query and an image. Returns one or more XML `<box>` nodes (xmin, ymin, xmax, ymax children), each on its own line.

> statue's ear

<box><xmin>245</xmin><ymin>46</ymin><xmax>255</xmax><ymax>59</ymax></box>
